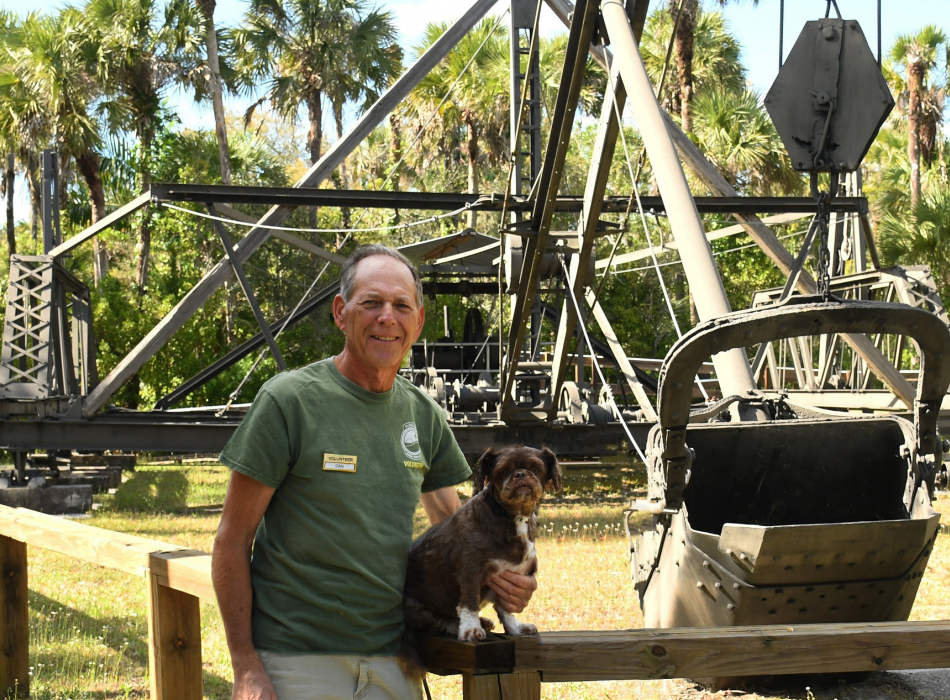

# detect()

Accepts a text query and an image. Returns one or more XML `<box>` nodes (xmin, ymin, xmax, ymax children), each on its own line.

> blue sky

<box><xmin>6</xmin><ymin>0</ymin><xmax>949</xmax><ymax>220</ymax></box>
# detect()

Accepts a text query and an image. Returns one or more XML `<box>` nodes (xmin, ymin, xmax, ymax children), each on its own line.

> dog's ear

<box><xmin>539</xmin><ymin>447</ymin><xmax>562</xmax><ymax>492</ymax></box>
<box><xmin>474</xmin><ymin>448</ymin><xmax>499</xmax><ymax>493</ymax></box>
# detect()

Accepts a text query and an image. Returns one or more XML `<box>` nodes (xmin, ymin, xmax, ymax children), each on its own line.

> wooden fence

<box><xmin>0</xmin><ymin>503</ymin><xmax>948</xmax><ymax>700</ymax></box>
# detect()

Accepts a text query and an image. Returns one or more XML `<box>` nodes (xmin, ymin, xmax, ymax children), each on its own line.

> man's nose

<box><xmin>376</xmin><ymin>302</ymin><xmax>397</xmax><ymax>323</ymax></box>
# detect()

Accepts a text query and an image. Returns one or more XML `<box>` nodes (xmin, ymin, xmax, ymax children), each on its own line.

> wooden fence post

<box><xmin>462</xmin><ymin>672</ymin><xmax>541</xmax><ymax>700</ymax></box>
<box><xmin>147</xmin><ymin>561</ymin><xmax>202</xmax><ymax>700</ymax></box>
<box><xmin>0</xmin><ymin>535</ymin><xmax>28</xmax><ymax>698</ymax></box>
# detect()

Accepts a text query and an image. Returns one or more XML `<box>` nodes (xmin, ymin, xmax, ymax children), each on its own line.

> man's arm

<box><xmin>420</xmin><ymin>486</ymin><xmax>538</xmax><ymax>613</ymax></box>
<box><xmin>212</xmin><ymin>471</ymin><xmax>277</xmax><ymax>700</ymax></box>
<box><xmin>420</xmin><ymin>485</ymin><xmax>461</xmax><ymax>524</ymax></box>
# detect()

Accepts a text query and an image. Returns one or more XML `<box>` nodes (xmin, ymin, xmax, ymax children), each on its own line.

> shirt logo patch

<box><xmin>401</xmin><ymin>422</ymin><xmax>422</xmax><ymax>461</ymax></box>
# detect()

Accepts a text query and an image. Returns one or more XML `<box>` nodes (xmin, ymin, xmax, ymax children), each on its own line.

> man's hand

<box><xmin>232</xmin><ymin>662</ymin><xmax>277</xmax><ymax>700</ymax></box>
<box><xmin>487</xmin><ymin>570</ymin><xmax>537</xmax><ymax>613</ymax></box>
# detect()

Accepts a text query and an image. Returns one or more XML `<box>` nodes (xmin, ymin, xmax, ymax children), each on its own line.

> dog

<box><xmin>401</xmin><ymin>444</ymin><xmax>561</xmax><ymax>671</ymax></box>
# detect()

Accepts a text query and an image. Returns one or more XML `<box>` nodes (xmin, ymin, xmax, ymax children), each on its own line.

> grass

<box><xmin>20</xmin><ymin>464</ymin><xmax>950</xmax><ymax>699</ymax></box>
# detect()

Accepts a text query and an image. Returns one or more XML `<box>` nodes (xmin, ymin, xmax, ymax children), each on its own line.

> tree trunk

<box><xmin>465</xmin><ymin>113</ymin><xmax>479</xmax><ymax>230</ymax></box>
<box><xmin>5</xmin><ymin>153</ymin><xmax>15</xmax><ymax>257</ymax></box>
<box><xmin>308</xmin><ymin>93</ymin><xmax>323</xmax><ymax>229</ymax></box>
<box><xmin>334</xmin><ymin>102</ymin><xmax>350</xmax><ymax>229</ymax></box>
<box><xmin>389</xmin><ymin>112</ymin><xmax>402</xmax><ymax>225</ymax></box>
<box><xmin>136</xmin><ymin>170</ymin><xmax>152</xmax><ymax>291</ymax></box>
<box><xmin>908</xmin><ymin>57</ymin><xmax>923</xmax><ymax>209</ymax></box>
<box><xmin>75</xmin><ymin>150</ymin><xmax>108</xmax><ymax>285</ymax></box>
<box><xmin>197</xmin><ymin>0</ymin><xmax>232</xmax><ymax>185</ymax></box>
<box><xmin>673</xmin><ymin>0</ymin><xmax>697</xmax><ymax>133</ymax></box>
<box><xmin>25</xmin><ymin>152</ymin><xmax>41</xmax><ymax>241</ymax></box>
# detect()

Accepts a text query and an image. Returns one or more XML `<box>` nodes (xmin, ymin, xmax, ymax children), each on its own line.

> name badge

<box><xmin>323</xmin><ymin>453</ymin><xmax>357</xmax><ymax>472</ymax></box>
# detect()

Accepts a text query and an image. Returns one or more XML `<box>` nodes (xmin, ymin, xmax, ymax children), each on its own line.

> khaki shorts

<box><xmin>257</xmin><ymin>651</ymin><xmax>423</xmax><ymax>700</ymax></box>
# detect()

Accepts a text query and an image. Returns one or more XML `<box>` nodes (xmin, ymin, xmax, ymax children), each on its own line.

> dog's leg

<box><xmin>456</xmin><ymin>581</ymin><xmax>486</xmax><ymax>641</ymax></box>
<box><xmin>493</xmin><ymin>603</ymin><xmax>538</xmax><ymax>636</ymax></box>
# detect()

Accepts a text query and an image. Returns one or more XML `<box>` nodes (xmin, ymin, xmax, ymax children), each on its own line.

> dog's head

<box><xmin>474</xmin><ymin>445</ymin><xmax>561</xmax><ymax>514</ymax></box>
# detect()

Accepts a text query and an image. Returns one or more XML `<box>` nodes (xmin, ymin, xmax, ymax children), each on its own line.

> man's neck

<box><xmin>333</xmin><ymin>352</ymin><xmax>399</xmax><ymax>393</ymax></box>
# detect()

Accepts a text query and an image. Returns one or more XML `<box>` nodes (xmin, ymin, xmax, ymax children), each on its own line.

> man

<box><xmin>212</xmin><ymin>245</ymin><xmax>537</xmax><ymax>700</ymax></box>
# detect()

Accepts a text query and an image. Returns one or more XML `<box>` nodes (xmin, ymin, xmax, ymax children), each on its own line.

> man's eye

<box><xmin>362</xmin><ymin>300</ymin><xmax>381</xmax><ymax>307</ymax></box>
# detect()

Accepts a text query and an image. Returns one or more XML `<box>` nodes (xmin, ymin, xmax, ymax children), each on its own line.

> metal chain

<box><xmin>816</xmin><ymin>190</ymin><xmax>832</xmax><ymax>301</ymax></box>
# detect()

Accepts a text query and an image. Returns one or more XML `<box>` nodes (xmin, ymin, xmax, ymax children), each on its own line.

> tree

<box><xmin>689</xmin><ymin>87</ymin><xmax>798</xmax><ymax>196</ymax></box>
<box><xmin>194</xmin><ymin>0</ymin><xmax>232</xmax><ymax>185</ymax></box>
<box><xmin>889</xmin><ymin>25</ymin><xmax>947</xmax><ymax>208</ymax></box>
<box><xmin>15</xmin><ymin>9</ymin><xmax>111</xmax><ymax>280</ymax></box>
<box><xmin>83</xmin><ymin>0</ymin><xmax>205</xmax><ymax>289</ymax></box>
<box><xmin>879</xmin><ymin>182</ymin><xmax>950</xmax><ymax>297</ymax></box>
<box><xmin>232</xmin><ymin>0</ymin><xmax>400</xmax><ymax>192</ymax></box>
<box><xmin>640</xmin><ymin>3</ymin><xmax>745</xmax><ymax>129</ymax></box>
<box><xmin>405</xmin><ymin>19</ymin><xmax>509</xmax><ymax>230</ymax></box>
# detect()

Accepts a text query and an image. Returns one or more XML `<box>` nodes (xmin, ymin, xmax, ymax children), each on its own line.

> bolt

<box><xmin>823</xmin><ymin>26</ymin><xmax>837</xmax><ymax>40</ymax></box>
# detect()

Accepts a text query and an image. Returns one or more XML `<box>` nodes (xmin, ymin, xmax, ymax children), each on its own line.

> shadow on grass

<box><xmin>111</xmin><ymin>470</ymin><xmax>189</xmax><ymax>513</ymax></box>
<box><xmin>28</xmin><ymin>590</ymin><xmax>230</xmax><ymax>698</ymax></box>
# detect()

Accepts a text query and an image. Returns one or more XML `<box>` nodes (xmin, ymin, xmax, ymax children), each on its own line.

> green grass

<box><xmin>20</xmin><ymin>464</ymin><xmax>950</xmax><ymax>699</ymax></box>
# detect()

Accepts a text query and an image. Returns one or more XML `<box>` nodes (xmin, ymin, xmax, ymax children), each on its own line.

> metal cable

<box><xmin>160</xmin><ymin>202</ymin><xmax>471</xmax><ymax>235</ymax></box>
<box><xmin>602</xmin><ymin>52</ymin><xmax>709</xmax><ymax>401</ymax></box>
<box><xmin>558</xmin><ymin>251</ymin><xmax>648</xmax><ymax>462</ymax></box>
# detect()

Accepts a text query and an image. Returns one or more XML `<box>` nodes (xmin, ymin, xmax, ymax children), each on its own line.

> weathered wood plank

<box><xmin>149</xmin><ymin>550</ymin><xmax>215</xmax><ymax>603</ymax></box>
<box><xmin>462</xmin><ymin>672</ymin><xmax>541</xmax><ymax>700</ymax></box>
<box><xmin>420</xmin><ymin>633</ymin><xmax>514</xmax><ymax>676</ymax></box>
<box><xmin>0</xmin><ymin>536</ymin><xmax>28</xmax><ymax>698</ymax></box>
<box><xmin>147</xmin><ymin>573</ymin><xmax>203</xmax><ymax>700</ymax></box>
<box><xmin>512</xmin><ymin>622</ymin><xmax>950</xmax><ymax>681</ymax></box>
<box><xmin>0</xmin><ymin>505</ymin><xmax>187</xmax><ymax>577</ymax></box>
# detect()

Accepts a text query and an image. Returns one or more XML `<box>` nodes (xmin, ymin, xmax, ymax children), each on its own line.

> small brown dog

<box><xmin>402</xmin><ymin>445</ymin><xmax>561</xmax><ymax>650</ymax></box>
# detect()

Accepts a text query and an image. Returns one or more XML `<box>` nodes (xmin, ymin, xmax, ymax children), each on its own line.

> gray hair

<box><xmin>340</xmin><ymin>244</ymin><xmax>424</xmax><ymax>307</ymax></box>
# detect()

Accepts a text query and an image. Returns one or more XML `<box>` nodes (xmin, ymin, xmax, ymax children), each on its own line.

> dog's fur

<box><xmin>400</xmin><ymin>445</ymin><xmax>561</xmax><ymax>675</ymax></box>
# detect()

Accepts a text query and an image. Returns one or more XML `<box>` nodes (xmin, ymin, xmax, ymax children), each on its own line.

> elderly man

<box><xmin>212</xmin><ymin>245</ymin><xmax>536</xmax><ymax>700</ymax></box>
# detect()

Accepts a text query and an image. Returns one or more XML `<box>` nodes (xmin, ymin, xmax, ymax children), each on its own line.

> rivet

<box><xmin>779</xmin><ymin>324</ymin><xmax>788</xmax><ymax>333</ymax></box>
<box><xmin>715</xmin><ymin>582</ymin><xmax>723</xmax><ymax>590</ymax></box>
<box><xmin>703</xmin><ymin>561</ymin><xmax>711</xmax><ymax>569</ymax></box>
<box><xmin>671</xmin><ymin>411</ymin><xmax>680</xmax><ymax>420</ymax></box>
<box><xmin>673</xmin><ymin>381</ymin><xmax>682</xmax><ymax>389</ymax></box>
<box><xmin>727</xmin><ymin>603</ymin><xmax>736</xmax><ymax>611</ymax></box>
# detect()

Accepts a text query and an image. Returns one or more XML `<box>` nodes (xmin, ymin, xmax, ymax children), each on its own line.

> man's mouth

<box><xmin>371</xmin><ymin>335</ymin><xmax>399</xmax><ymax>341</ymax></box>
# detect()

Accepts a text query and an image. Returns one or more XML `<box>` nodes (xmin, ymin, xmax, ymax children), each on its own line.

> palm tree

<box><xmin>405</xmin><ymin>19</ymin><xmax>509</xmax><ymax>229</ymax></box>
<box><xmin>640</xmin><ymin>3</ymin><xmax>746</xmax><ymax>131</ymax></box>
<box><xmin>0</xmin><ymin>10</ymin><xmax>20</xmax><ymax>255</ymax></box>
<box><xmin>689</xmin><ymin>87</ymin><xmax>798</xmax><ymax>196</ymax></box>
<box><xmin>232</xmin><ymin>0</ymin><xmax>399</xmax><ymax>195</ymax></box>
<box><xmin>83</xmin><ymin>0</ymin><xmax>204</xmax><ymax>289</ymax></box>
<box><xmin>194</xmin><ymin>0</ymin><xmax>232</xmax><ymax>185</ymax></box>
<box><xmin>890</xmin><ymin>25</ymin><xmax>948</xmax><ymax>208</ymax></box>
<box><xmin>15</xmin><ymin>9</ymin><xmax>111</xmax><ymax>281</ymax></box>
<box><xmin>879</xmin><ymin>182</ymin><xmax>950</xmax><ymax>296</ymax></box>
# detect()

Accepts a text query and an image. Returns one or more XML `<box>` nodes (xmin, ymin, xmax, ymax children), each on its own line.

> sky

<box><xmin>6</xmin><ymin>0</ymin><xmax>949</xmax><ymax>221</ymax></box>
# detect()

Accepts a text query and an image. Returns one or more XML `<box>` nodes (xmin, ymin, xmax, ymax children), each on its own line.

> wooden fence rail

<box><xmin>0</xmin><ymin>503</ymin><xmax>948</xmax><ymax>700</ymax></box>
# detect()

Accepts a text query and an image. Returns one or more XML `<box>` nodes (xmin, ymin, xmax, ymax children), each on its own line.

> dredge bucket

<box><xmin>631</xmin><ymin>296</ymin><xmax>948</xmax><ymax>633</ymax></box>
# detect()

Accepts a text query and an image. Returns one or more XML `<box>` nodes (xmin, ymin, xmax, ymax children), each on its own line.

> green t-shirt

<box><xmin>218</xmin><ymin>358</ymin><xmax>471</xmax><ymax>656</ymax></box>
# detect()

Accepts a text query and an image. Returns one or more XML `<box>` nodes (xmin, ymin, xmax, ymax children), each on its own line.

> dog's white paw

<box><xmin>479</xmin><ymin>616</ymin><xmax>496</xmax><ymax>631</ymax></box>
<box><xmin>457</xmin><ymin>608</ymin><xmax>487</xmax><ymax>642</ymax></box>
<box><xmin>459</xmin><ymin>625</ymin><xmax>487</xmax><ymax>642</ymax></box>
<box><xmin>498</xmin><ymin>609</ymin><xmax>538</xmax><ymax>636</ymax></box>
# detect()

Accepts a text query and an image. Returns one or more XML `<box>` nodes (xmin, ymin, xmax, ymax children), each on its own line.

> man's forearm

<box><xmin>212</xmin><ymin>536</ymin><xmax>261</xmax><ymax>669</ymax></box>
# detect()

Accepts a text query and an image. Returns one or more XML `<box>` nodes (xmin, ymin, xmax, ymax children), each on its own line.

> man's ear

<box><xmin>539</xmin><ymin>447</ymin><xmax>562</xmax><ymax>492</ymax></box>
<box><xmin>332</xmin><ymin>294</ymin><xmax>346</xmax><ymax>331</ymax></box>
<box><xmin>474</xmin><ymin>448</ymin><xmax>499</xmax><ymax>493</ymax></box>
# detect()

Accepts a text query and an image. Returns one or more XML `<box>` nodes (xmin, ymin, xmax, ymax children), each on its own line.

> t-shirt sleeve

<box><xmin>218</xmin><ymin>388</ymin><xmax>292</xmax><ymax>489</ymax></box>
<box><xmin>421</xmin><ymin>407</ymin><xmax>472</xmax><ymax>493</ymax></box>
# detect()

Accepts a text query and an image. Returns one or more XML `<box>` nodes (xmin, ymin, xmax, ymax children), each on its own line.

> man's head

<box><xmin>333</xmin><ymin>245</ymin><xmax>426</xmax><ymax>387</ymax></box>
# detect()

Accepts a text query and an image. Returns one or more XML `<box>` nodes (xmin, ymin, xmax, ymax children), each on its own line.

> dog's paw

<box><xmin>459</xmin><ymin>625</ymin><xmax>487</xmax><ymax>642</ymax></box>
<box><xmin>479</xmin><ymin>616</ymin><xmax>495</xmax><ymax>632</ymax></box>
<box><xmin>502</xmin><ymin>620</ymin><xmax>538</xmax><ymax>636</ymax></box>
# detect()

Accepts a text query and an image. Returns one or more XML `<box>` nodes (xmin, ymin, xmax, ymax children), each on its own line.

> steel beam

<box><xmin>151</xmin><ymin>183</ymin><xmax>869</xmax><ymax>215</ymax></box>
<box><xmin>49</xmin><ymin>193</ymin><xmax>151</xmax><ymax>259</ymax></box>
<box><xmin>546</xmin><ymin>0</ymin><xmax>914</xmax><ymax>408</ymax></box>
<box><xmin>601</xmin><ymin>0</ymin><xmax>756</xmax><ymax>400</ymax></box>
<box><xmin>502</xmin><ymin>0</ymin><xmax>601</xmax><ymax>418</ymax></box>
<box><xmin>153</xmin><ymin>282</ymin><xmax>341</xmax><ymax>410</ymax></box>
<box><xmin>80</xmin><ymin>0</ymin><xmax>498</xmax><ymax>418</ymax></box>
<box><xmin>0</xmin><ymin>416</ymin><xmax>652</xmax><ymax>459</ymax></box>
<box><xmin>207</xmin><ymin>205</ymin><xmax>287</xmax><ymax>372</ymax></box>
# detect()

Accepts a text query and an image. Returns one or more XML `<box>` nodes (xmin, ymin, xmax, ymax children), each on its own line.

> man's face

<box><xmin>333</xmin><ymin>255</ymin><xmax>425</xmax><ymax>375</ymax></box>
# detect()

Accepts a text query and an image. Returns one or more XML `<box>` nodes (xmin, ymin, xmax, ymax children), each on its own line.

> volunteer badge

<box><xmin>323</xmin><ymin>453</ymin><xmax>357</xmax><ymax>472</ymax></box>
